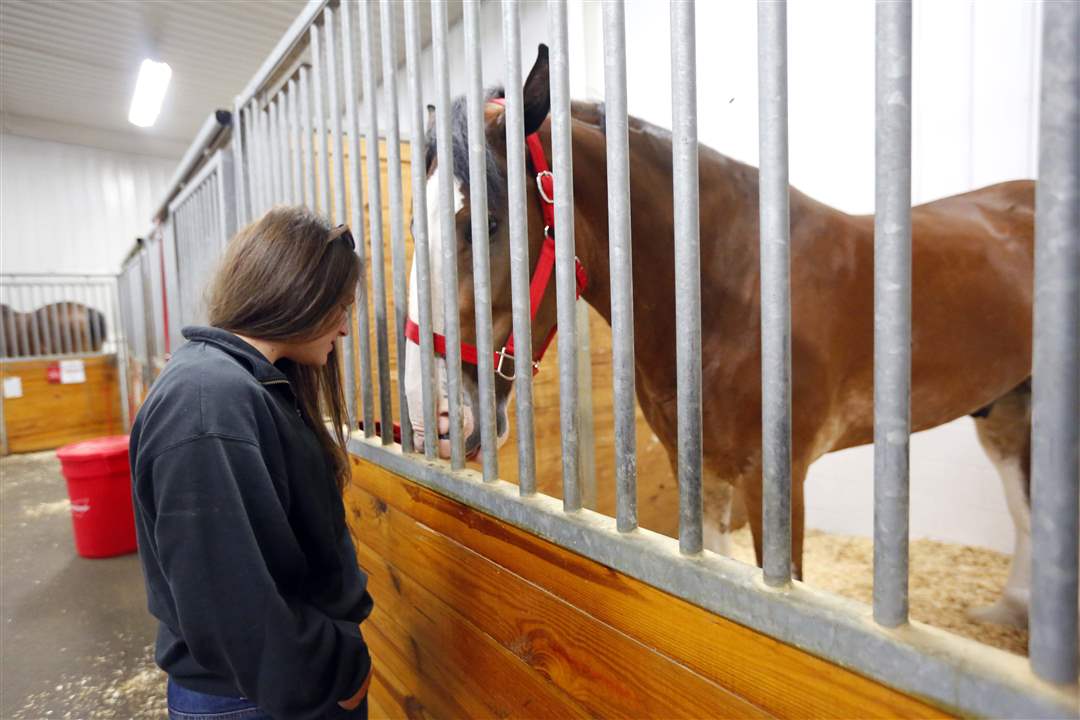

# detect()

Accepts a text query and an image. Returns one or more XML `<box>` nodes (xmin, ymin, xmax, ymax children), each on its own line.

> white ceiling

<box><xmin>0</xmin><ymin>0</ymin><xmax>308</xmax><ymax>158</ymax></box>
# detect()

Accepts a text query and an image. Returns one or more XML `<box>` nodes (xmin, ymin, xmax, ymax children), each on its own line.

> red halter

<box><xmin>404</xmin><ymin>100</ymin><xmax>587</xmax><ymax>380</ymax></box>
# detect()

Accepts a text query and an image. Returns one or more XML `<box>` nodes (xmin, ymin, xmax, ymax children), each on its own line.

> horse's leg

<box><xmin>968</xmin><ymin>380</ymin><xmax>1032</xmax><ymax>628</ymax></box>
<box><xmin>743</xmin><ymin>460</ymin><xmax>808</xmax><ymax>580</ymax></box>
<box><xmin>702</xmin><ymin>474</ymin><xmax>736</xmax><ymax>556</ymax></box>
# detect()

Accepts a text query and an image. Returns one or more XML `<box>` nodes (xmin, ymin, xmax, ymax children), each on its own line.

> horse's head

<box><xmin>404</xmin><ymin>45</ymin><xmax>555</xmax><ymax>460</ymax></box>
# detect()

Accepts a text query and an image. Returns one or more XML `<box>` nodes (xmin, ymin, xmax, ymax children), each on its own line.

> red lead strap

<box><xmin>404</xmin><ymin>100</ymin><xmax>587</xmax><ymax>380</ymax></box>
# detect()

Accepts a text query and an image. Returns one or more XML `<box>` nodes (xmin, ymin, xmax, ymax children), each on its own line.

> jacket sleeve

<box><xmin>150</xmin><ymin>434</ymin><xmax>371</xmax><ymax>720</ymax></box>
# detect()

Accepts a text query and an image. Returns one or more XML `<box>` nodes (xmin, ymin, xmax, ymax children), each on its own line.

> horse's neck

<box><xmin>567</xmin><ymin>115</ymin><xmax>759</xmax><ymax>327</ymax></box>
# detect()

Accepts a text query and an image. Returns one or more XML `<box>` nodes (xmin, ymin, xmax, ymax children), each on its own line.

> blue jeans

<box><xmin>167</xmin><ymin>679</ymin><xmax>269</xmax><ymax>720</ymax></box>
<box><xmin>166</xmin><ymin>678</ymin><xmax>368</xmax><ymax>720</ymax></box>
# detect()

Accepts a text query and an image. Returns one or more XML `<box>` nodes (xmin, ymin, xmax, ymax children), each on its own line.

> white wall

<box><xmin>0</xmin><ymin>133</ymin><xmax>176</xmax><ymax>276</ymax></box>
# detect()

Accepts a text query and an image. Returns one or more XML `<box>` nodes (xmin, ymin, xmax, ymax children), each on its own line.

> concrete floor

<box><xmin>1</xmin><ymin>450</ymin><xmax>165</xmax><ymax>718</ymax></box>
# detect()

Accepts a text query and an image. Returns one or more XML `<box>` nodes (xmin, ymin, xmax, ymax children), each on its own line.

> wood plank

<box><xmin>363</xmin><ymin>615</ymin><xmax>454</xmax><ymax>720</ymax></box>
<box><xmin>347</xmin><ymin>483</ymin><xmax>772</xmax><ymax>719</ymax></box>
<box><xmin>351</xmin><ymin>530</ymin><xmax>594</xmax><ymax>718</ymax></box>
<box><xmin>2</xmin><ymin>355</ymin><xmax>123</xmax><ymax>453</ymax></box>
<box><xmin>349</xmin><ymin>458</ymin><xmax>951</xmax><ymax>719</ymax></box>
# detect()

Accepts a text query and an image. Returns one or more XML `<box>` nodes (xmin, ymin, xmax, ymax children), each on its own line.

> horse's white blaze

<box><xmin>703</xmin><ymin>523</ymin><xmax>733</xmax><ymax>557</ymax></box>
<box><xmin>404</xmin><ymin>173</ymin><xmax>473</xmax><ymax>457</ymax></box>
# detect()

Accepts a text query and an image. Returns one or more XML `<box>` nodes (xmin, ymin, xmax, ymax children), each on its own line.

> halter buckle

<box><xmin>495</xmin><ymin>348</ymin><xmax>516</xmax><ymax>381</ymax></box>
<box><xmin>536</xmin><ymin>171</ymin><xmax>555</xmax><ymax>204</ymax></box>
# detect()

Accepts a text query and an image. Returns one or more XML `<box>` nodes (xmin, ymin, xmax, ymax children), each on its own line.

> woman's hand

<box><xmin>338</xmin><ymin>663</ymin><xmax>373</xmax><ymax>711</ymax></box>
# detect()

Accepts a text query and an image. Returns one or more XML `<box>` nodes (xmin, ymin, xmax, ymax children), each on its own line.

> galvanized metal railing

<box><xmin>140</xmin><ymin>0</ymin><xmax>1078</xmax><ymax>715</ymax></box>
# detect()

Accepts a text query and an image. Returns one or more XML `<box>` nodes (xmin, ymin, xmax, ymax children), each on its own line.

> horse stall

<box><xmin>0</xmin><ymin>274</ymin><xmax>128</xmax><ymax>455</ymax></box>
<box><xmin>124</xmin><ymin>0</ymin><xmax>1077</xmax><ymax>716</ymax></box>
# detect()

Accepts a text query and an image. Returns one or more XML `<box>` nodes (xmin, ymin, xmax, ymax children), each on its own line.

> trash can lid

<box><xmin>56</xmin><ymin>435</ymin><xmax>130</xmax><ymax>462</ymax></box>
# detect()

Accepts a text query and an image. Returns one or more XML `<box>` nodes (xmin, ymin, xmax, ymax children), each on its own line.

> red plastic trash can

<box><xmin>55</xmin><ymin>435</ymin><xmax>137</xmax><ymax>558</ymax></box>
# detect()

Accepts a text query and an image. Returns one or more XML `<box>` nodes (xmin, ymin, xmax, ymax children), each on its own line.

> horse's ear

<box><xmin>523</xmin><ymin>44</ymin><xmax>550</xmax><ymax>136</ymax></box>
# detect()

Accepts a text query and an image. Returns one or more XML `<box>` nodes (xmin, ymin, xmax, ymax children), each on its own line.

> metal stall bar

<box><xmin>233</xmin><ymin>104</ymin><xmax>249</xmax><ymax>227</ymax></box>
<box><xmin>74</xmin><ymin>281</ymin><xmax>88</xmax><ymax>354</ymax></box>
<box><xmin>380</xmin><ymin>0</ymin><xmax>415</xmax><ymax>454</ymax></box>
<box><xmin>244</xmin><ymin>101</ymin><xmax>261</xmax><ymax>217</ymax></box>
<box><xmin>758</xmin><ymin>0</ymin><xmax>793</xmax><ymax>585</ymax></box>
<box><xmin>16</xmin><ymin>285</ymin><xmax>31</xmax><ymax>356</ymax></box>
<box><xmin>432</xmin><ymin>0</ymin><xmax>466</xmax><ymax>469</ymax></box>
<box><xmin>501</xmin><ymin>0</ymin><xmax>537</xmax><ymax>492</ymax></box>
<box><xmin>60</xmin><ymin>283</ymin><xmax>75</xmax><ymax>356</ymax></box>
<box><xmin>325</xmin><ymin>3</ymin><xmax>356</xmax><ymax>431</ymax></box>
<box><xmin>260</xmin><ymin>106</ymin><xmax>275</xmax><ymax>214</ymax></box>
<box><xmin>359</xmin><ymin>0</ymin><xmax>394</xmax><ymax>445</ymax></box>
<box><xmin>340</xmin><ymin>0</ymin><xmax>375</xmax><ymax>436</ymax></box>
<box><xmin>269</xmin><ymin>97</ymin><xmax>284</xmax><ymax>203</ymax></box>
<box><xmin>549</xmin><ymin>0</ymin><xmax>580</xmax><ymax>509</ymax></box>
<box><xmin>463</xmin><ymin>0</ymin><xmax>498</xmax><ymax>481</ymax></box>
<box><xmin>326</xmin><ymin>4</ymin><xmax>346</xmax><ymax>226</ymax></box>
<box><xmin>112</xmin><ymin>276</ymin><xmax>131</xmax><ymax>431</ymax></box>
<box><xmin>47</xmin><ymin>285</ymin><xmax>62</xmax><ymax>355</ymax></box>
<box><xmin>289</xmin><ymin>78</ymin><xmax>303</xmax><ymax>206</ymax></box>
<box><xmin>602</xmin><ymin>0</ymin><xmax>636</xmax><ymax>529</ymax></box>
<box><xmin>404</xmin><ymin>0</ymin><xmax>437</xmax><ymax>460</ymax></box>
<box><xmin>1030</xmin><ymin>0</ymin><xmax>1079</xmax><ymax>685</ymax></box>
<box><xmin>671</xmin><ymin>0</ymin><xmax>703</xmax><ymax>554</ymax></box>
<box><xmin>872</xmin><ymin>0</ymin><xmax>912</xmax><ymax>628</ymax></box>
<box><xmin>311</xmin><ymin>21</ymin><xmax>332</xmax><ymax>218</ymax></box>
<box><xmin>29</xmin><ymin>284</ymin><xmax>44</xmax><ymax>355</ymax></box>
<box><xmin>280</xmin><ymin>89</ymin><xmax>295</xmax><ymax>206</ymax></box>
<box><xmin>300</xmin><ymin>66</ymin><xmax>317</xmax><ymax>210</ymax></box>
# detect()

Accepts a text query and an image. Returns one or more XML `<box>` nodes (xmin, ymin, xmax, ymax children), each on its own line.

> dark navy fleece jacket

<box><xmin>130</xmin><ymin>326</ymin><xmax>373</xmax><ymax>719</ymax></box>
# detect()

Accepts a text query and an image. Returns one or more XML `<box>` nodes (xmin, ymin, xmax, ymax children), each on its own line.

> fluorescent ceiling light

<box><xmin>128</xmin><ymin>59</ymin><xmax>172</xmax><ymax>128</ymax></box>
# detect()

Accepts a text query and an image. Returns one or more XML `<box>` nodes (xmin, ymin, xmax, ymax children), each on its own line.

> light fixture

<box><xmin>128</xmin><ymin>59</ymin><xmax>172</xmax><ymax>128</ymax></box>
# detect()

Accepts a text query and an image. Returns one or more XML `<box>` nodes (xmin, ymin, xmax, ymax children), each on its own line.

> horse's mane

<box><xmin>425</xmin><ymin>87</ymin><xmax>509</xmax><ymax>216</ymax></box>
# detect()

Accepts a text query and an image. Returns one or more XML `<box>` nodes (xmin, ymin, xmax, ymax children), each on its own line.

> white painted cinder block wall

<box><xmin>376</xmin><ymin>0</ymin><xmax>1041</xmax><ymax>553</ymax></box>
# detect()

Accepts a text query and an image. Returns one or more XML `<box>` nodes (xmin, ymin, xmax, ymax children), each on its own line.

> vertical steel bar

<box><xmin>463</xmin><ymin>0</ymin><xmax>498</xmax><ymax>481</ymax></box>
<box><xmin>311</xmin><ymin>22</ymin><xmax>332</xmax><ymax>219</ymax></box>
<box><xmin>0</xmin><ymin>284</ymin><xmax>9</xmax><ymax>358</ymax></box>
<box><xmin>300</xmin><ymin>66</ymin><xmax>317</xmax><ymax>210</ymax></box>
<box><xmin>279</xmin><ymin>91</ymin><xmax>294</xmax><ymax>206</ymax></box>
<box><xmin>324</xmin><ymin>3</ymin><xmax>355</xmax><ymax>430</ymax></box>
<box><xmin>289</xmin><ymin>78</ymin><xmax>303</xmax><ymax>207</ymax></box>
<box><xmin>96</xmin><ymin>282</ymin><xmax>110</xmax><ymax>354</ymax></box>
<box><xmin>244</xmin><ymin>101</ymin><xmax>261</xmax><ymax>216</ymax></box>
<box><xmin>326</xmin><ymin>4</ymin><xmax>347</xmax><ymax>226</ymax></box>
<box><xmin>73</xmin><ymin>282</ymin><xmax>87</xmax><ymax>354</ymax></box>
<box><xmin>432</xmin><ymin>0</ymin><xmax>466</xmax><ymax>469</ymax></box>
<box><xmin>502</xmin><ymin>0</ymin><xmax>537</xmax><ymax>492</ymax></box>
<box><xmin>16</xmin><ymin>285</ymin><xmax>31</xmax><ymax>356</ymax></box>
<box><xmin>112</xmin><ymin>277</ymin><xmax>131</xmax><ymax>431</ymax></box>
<box><xmin>233</xmin><ymin>102</ymin><xmax>249</xmax><ymax>227</ymax></box>
<box><xmin>60</xmin><ymin>284</ymin><xmax>74</xmax><ymax>355</ymax></box>
<box><xmin>29</xmin><ymin>284</ymin><xmax>43</xmax><ymax>355</ymax></box>
<box><xmin>873</xmin><ymin>0</ymin><xmax>913</xmax><ymax>628</ymax></box>
<box><xmin>405</xmin><ymin>0</ymin><xmax>437</xmax><ymax>459</ymax></box>
<box><xmin>1030</xmin><ymin>0</ymin><xmax>1079</xmax><ymax>685</ymax></box>
<box><xmin>759</xmin><ymin>0</ymin><xmax>793</xmax><ymax>585</ymax></box>
<box><xmin>260</xmin><ymin>106</ymin><xmax>274</xmax><ymax>212</ymax></box>
<box><xmin>359</xmin><ymin>0</ymin><xmax>394</xmax><ymax>445</ymax></box>
<box><xmin>381</xmin><ymin>0</ymin><xmax>415</xmax><ymax>453</ymax></box>
<box><xmin>47</xmin><ymin>286</ymin><xmax>61</xmax><ymax>356</ymax></box>
<box><xmin>269</xmin><ymin>96</ymin><xmax>284</xmax><ymax>203</ymax></box>
<box><xmin>671</xmin><ymin>0</ymin><xmax>703</xmax><ymax>553</ymax></box>
<box><xmin>340</xmin><ymin>0</ymin><xmax>375</xmax><ymax>436</ymax></box>
<box><xmin>549</xmin><ymin>0</ymin><xmax>580</xmax><ymax>509</ymax></box>
<box><xmin>602</xmin><ymin>0</ymin><xmax>636</xmax><ymax>528</ymax></box>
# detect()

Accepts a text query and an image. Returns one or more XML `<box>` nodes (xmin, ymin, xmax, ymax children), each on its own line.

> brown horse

<box><xmin>403</xmin><ymin>46</ymin><xmax>1034</xmax><ymax>626</ymax></box>
<box><xmin>1</xmin><ymin>302</ymin><xmax>108</xmax><ymax>357</ymax></box>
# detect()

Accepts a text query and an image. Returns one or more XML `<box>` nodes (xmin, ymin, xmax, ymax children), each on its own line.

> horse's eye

<box><xmin>488</xmin><ymin>217</ymin><xmax>499</xmax><ymax>237</ymax></box>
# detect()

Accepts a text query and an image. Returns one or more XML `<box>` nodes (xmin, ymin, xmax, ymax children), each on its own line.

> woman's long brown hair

<box><xmin>206</xmin><ymin>206</ymin><xmax>359</xmax><ymax>492</ymax></box>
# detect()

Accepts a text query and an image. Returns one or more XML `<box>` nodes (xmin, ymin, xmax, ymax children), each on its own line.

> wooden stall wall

<box><xmin>1</xmin><ymin>355</ymin><xmax>123</xmax><ymax>453</ymax></box>
<box><xmin>346</xmin><ymin>142</ymin><xmax>681</xmax><ymax>538</ymax></box>
<box><xmin>345</xmin><ymin>457</ymin><xmax>950</xmax><ymax>719</ymax></box>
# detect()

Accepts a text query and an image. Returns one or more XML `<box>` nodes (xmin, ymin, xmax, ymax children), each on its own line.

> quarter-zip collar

<box><xmin>181</xmin><ymin>325</ymin><xmax>291</xmax><ymax>386</ymax></box>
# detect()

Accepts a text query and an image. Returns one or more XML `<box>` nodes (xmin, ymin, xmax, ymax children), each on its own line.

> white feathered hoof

<box><xmin>967</xmin><ymin>597</ymin><xmax>1029</xmax><ymax>629</ymax></box>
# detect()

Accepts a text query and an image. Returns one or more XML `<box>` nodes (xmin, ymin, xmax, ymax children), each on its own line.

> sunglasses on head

<box><xmin>328</xmin><ymin>224</ymin><xmax>355</xmax><ymax>250</ymax></box>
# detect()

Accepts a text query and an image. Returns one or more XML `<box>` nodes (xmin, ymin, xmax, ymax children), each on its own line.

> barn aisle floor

<box><xmin>1</xmin><ymin>450</ymin><xmax>165</xmax><ymax>718</ymax></box>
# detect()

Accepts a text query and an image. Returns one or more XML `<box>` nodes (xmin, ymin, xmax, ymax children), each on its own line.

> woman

<box><xmin>131</xmin><ymin>208</ymin><xmax>374</xmax><ymax>719</ymax></box>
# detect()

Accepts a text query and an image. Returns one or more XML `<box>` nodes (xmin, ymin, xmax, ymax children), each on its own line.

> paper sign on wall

<box><xmin>3</xmin><ymin>377</ymin><xmax>23</xmax><ymax>399</ymax></box>
<box><xmin>60</xmin><ymin>360</ymin><xmax>86</xmax><ymax>384</ymax></box>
